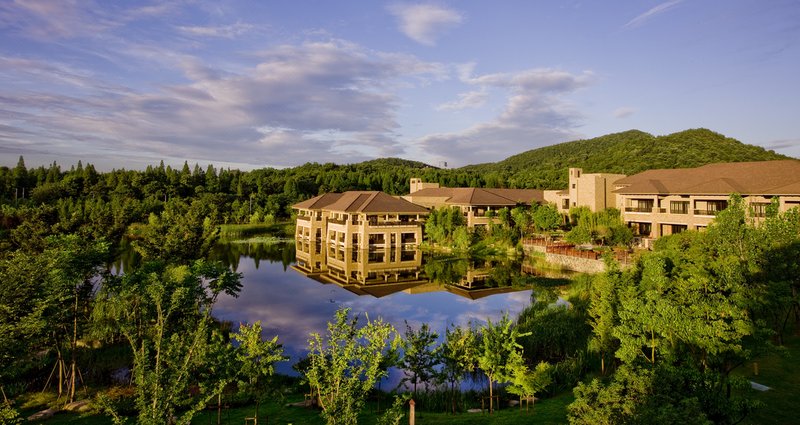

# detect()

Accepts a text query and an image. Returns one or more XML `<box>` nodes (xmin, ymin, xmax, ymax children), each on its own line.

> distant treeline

<box><xmin>0</xmin><ymin>128</ymin><xmax>787</xmax><ymax>250</ymax></box>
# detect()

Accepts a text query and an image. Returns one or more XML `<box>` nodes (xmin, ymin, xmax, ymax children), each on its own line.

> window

<box><xmin>562</xmin><ymin>199</ymin><xmax>570</xmax><ymax>209</ymax></box>
<box><xmin>626</xmin><ymin>199</ymin><xmax>653</xmax><ymax>213</ymax></box>
<box><xmin>750</xmin><ymin>203</ymin><xmax>769</xmax><ymax>218</ymax></box>
<box><xmin>709</xmin><ymin>200</ymin><xmax>728</xmax><ymax>212</ymax></box>
<box><xmin>670</xmin><ymin>201</ymin><xmax>689</xmax><ymax>214</ymax></box>
<box><xmin>632</xmin><ymin>222</ymin><xmax>651</xmax><ymax>236</ymax></box>
<box><xmin>571</xmin><ymin>184</ymin><xmax>576</xmax><ymax>189</ymax></box>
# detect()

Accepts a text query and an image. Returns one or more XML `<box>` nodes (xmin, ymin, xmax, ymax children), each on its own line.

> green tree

<box><xmin>587</xmin><ymin>264</ymin><xmax>625</xmax><ymax>375</ymax></box>
<box><xmin>532</xmin><ymin>203</ymin><xmax>563</xmax><ymax>232</ymax></box>
<box><xmin>507</xmin><ymin>361</ymin><xmax>552</xmax><ymax>411</ymax></box>
<box><xmin>476</xmin><ymin>315</ymin><xmax>530</xmax><ymax>413</ymax></box>
<box><xmin>132</xmin><ymin>199</ymin><xmax>219</xmax><ymax>263</ymax></box>
<box><xmin>305</xmin><ymin>308</ymin><xmax>401</xmax><ymax>425</ymax></box>
<box><xmin>399</xmin><ymin>321</ymin><xmax>440</xmax><ymax>396</ymax></box>
<box><xmin>92</xmin><ymin>260</ymin><xmax>242</xmax><ymax>424</ymax></box>
<box><xmin>233</xmin><ymin>321</ymin><xmax>286</xmax><ymax>424</ymax></box>
<box><xmin>438</xmin><ymin>324</ymin><xmax>478</xmax><ymax>414</ymax></box>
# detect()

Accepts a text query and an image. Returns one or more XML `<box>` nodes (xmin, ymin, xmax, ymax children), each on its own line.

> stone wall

<box><xmin>543</xmin><ymin>253</ymin><xmax>607</xmax><ymax>274</ymax></box>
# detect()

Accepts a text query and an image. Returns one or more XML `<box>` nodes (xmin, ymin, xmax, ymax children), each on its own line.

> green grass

<box><xmin>737</xmin><ymin>332</ymin><xmax>800</xmax><ymax>425</ymax></box>
<box><xmin>24</xmin><ymin>390</ymin><xmax>574</xmax><ymax>425</ymax></box>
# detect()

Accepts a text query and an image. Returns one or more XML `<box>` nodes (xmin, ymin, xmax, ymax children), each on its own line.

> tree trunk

<box><xmin>488</xmin><ymin>376</ymin><xmax>493</xmax><ymax>414</ymax></box>
<box><xmin>650</xmin><ymin>329</ymin><xmax>656</xmax><ymax>364</ymax></box>
<box><xmin>69</xmin><ymin>290</ymin><xmax>79</xmax><ymax>403</ymax></box>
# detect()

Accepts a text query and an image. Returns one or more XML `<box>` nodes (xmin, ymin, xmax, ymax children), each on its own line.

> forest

<box><xmin>1</xmin><ymin>129</ymin><xmax>798</xmax><ymax>424</ymax></box>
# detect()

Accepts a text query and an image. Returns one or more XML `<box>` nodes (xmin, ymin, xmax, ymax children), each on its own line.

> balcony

<box><xmin>694</xmin><ymin>209</ymin><xmax>721</xmax><ymax>216</ymax></box>
<box><xmin>296</xmin><ymin>215</ymin><xmax>311</xmax><ymax>222</ymax></box>
<box><xmin>366</xmin><ymin>220</ymin><xmax>422</xmax><ymax>227</ymax></box>
<box><xmin>625</xmin><ymin>207</ymin><xmax>653</xmax><ymax>213</ymax></box>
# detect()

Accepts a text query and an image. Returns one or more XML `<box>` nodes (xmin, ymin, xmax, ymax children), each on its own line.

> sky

<box><xmin>1</xmin><ymin>0</ymin><xmax>799</xmax><ymax>171</ymax></box>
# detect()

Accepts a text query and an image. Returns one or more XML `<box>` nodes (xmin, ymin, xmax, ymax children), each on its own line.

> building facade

<box><xmin>543</xmin><ymin>168</ymin><xmax>626</xmax><ymax>213</ymax></box>
<box><xmin>613</xmin><ymin>160</ymin><xmax>800</xmax><ymax>245</ymax></box>
<box><xmin>403</xmin><ymin>180</ymin><xmax>544</xmax><ymax>227</ymax></box>
<box><xmin>293</xmin><ymin>190</ymin><xmax>429</xmax><ymax>249</ymax></box>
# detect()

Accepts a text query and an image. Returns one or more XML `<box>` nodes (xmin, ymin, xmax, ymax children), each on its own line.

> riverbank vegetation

<box><xmin>1</xmin><ymin>133</ymin><xmax>799</xmax><ymax>423</ymax></box>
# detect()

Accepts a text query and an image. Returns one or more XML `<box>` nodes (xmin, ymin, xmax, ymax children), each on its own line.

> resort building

<box><xmin>403</xmin><ymin>178</ymin><xmax>544</xmax><ymax>227</ymax></box>
<box><xmin>613</xmin><ymin>160</ymin><xmax>800</xmax><ymax>245</ymax></box>
<box><xmin>293</xmin><ymin>190</ymin><xmax>429</xmax><ymax>249</ymax></box>
<box><xmin>543</xmin><ymin>168</ymin><xmax>626</xmax><ymax>213</ymax></box>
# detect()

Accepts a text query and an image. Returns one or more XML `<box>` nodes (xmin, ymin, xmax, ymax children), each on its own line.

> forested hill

<box><xmin>460</xmin><ymin>128</ymin><xmax>789</xmax><ymax>189</ymax></box>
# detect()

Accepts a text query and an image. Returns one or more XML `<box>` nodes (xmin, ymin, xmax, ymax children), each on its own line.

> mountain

<box><xmin>459</xmin><ymin>129</ymin><xmax>790</xmax><ymax>189</ymax></box>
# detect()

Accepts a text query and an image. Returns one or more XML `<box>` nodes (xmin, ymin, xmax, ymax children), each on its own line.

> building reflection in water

<box><xmin>293</xmin><ymin>237</ymin><xmax>572</xmax><ymax>299</ymax></box>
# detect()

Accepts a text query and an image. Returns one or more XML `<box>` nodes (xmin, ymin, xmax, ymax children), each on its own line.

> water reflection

<box><xmin>112</xmin><ymin>236</ymin><xmax>574</xmax><ymax>380</ymax></box>
<box><xmin>210</xmin><ymin>238</ymin><xmax>573</xmax><ymax>379</ymax></box>
<box><xmin>293</xmin><ymin>238</ymin><xmax>572</xmax><ymax>300</ymax></box>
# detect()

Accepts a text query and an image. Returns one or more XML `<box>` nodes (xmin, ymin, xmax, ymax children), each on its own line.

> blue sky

<box><xmin>1</xmin><ymin>0</ymin><xmax>798</xmax><ymax>170</ymax></box>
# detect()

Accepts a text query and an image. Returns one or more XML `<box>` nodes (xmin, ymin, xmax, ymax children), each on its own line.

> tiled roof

<box><xmin>409</xmin><ymin>187</ymin><xmax>543</xmax><ymax>206</ymax></box>
<box><xmin>292</xmin><ymin>192</ymin><xmax>344</xmax><ymax>210</ymax></box>
<box><xmin>321</xmin><ymin>191</ymin><xmax>429</xmax><ymax>214</ymax></box>
<box><xmin>614</xmin><ymin>160</ymin><xmax>800</xmax><ymax>195</ymax></box>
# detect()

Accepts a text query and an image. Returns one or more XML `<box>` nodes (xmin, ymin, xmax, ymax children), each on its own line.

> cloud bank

<box><xmin>0</xmin><ymin>40</ymin><xmax>446</xmax><ymax>168</ymax></box>
<box><xmin>418</xmin><ymin>68</ymin><xmax>594</xmax><ymax>166</ymax></box>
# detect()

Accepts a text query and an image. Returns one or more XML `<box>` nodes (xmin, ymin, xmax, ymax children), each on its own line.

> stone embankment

<box><xmin>522</xmin><ymin>238</ymin><xmax>633</xmax><ymax>274</ymax></box>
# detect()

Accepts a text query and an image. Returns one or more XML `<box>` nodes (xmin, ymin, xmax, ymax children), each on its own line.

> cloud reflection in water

<box><xmin>213</xmin><ymin>247</ymin><xmax>537</xmax><ymax>381</ymax></box>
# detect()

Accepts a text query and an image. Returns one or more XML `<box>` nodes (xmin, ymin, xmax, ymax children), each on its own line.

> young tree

<box><xmin>532</xmin><ymin>203</ymin><xmax>563</xmax><ymax>233</ymax></box>
<box><xmin>587</xmin><ymin>265</ymin><xmax>625</xmax><ymax>375</ymax></box>
<box><xmin>399</xmin><ymin>321</ymin><xmax>440</xmax><ymax>396</ymax></box>
<box><xmin>507</xmin><ymin>361</ymin><xmax>552</xmax><ymax>411</ymax></box>
<box><xmin>439</xmin><ymin>324</ymin><xmax>478</xmax><ymax>414</ymax></box>
<box><xmin>233</xmin><ymin>321</ymin><xmax>286</xmax><ymax>424</ymax></box>
<box><xmin>92</xmin><ymin>260</ymin><xmax>242</xmax><ymax>424</ymax></box>
<box><xmin>476</xmin><ymin>315</ymin><xmax>530</xmax><ymax>413</ymax></box>
<box><xmin>305</xmin><ymin>308</ymin><xmax>400</xmax><ymax>425</ymax></box>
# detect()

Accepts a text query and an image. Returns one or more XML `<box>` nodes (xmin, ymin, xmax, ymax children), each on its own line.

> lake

<box><xmin>200</xmin><ymin>239</ymin><xmax>573</xmax><ymax>384</ymax></box>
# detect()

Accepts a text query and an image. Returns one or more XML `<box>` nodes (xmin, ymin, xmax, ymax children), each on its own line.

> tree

<box><xmin>305</xmin><ymin>308</ymin><xmax>401</xmax><ymax>425</ymax></box>
<box><xmin>476</xmin><ymin>315</ymin><xmax>530</xmax><ymax>413</ymax></box>
<box><xmin>570</xmin><ymin>196</ymin><xmax>783</xmax><ymax>424</ymax></box>
<box><xmin>399</xmin><ymin>321</ymin><xmax>440</xmax><ymax>396</ymax></box>
<box><xmin>510</xmin><ymin>206</ymin><xmax>532</xmax><ymax>240</ymax></box>
<box><xmin>507</xmin><ymin>361</ymin><xmax>552</xmax><ymax>411</ymax></box>
<box><xmin>92</xmin><ymin>260</ymin><xmax>242</xmax><ymax>424</ymax></box>
<box><xmin>439</xmin><ymin>324</ymin><xmax>478</xmax><ymax>414</ymax></box>
<box><xmin>532</xmin><ymin>203</ymin><xmax>563</xmax><ymax>233</ymax></box>
<box><xmin>132</xmin><ymin>199</ymin><xmax>219</xmax><ymax>263</ymax></box>
<box><xmin>587</xmin><ymin>264</ymin><xmax>625</xmax><ymax>375</ymax></box>
<box><xmin>0</xmin><ymin>235</ymin><xmax>107</xmax><ymax>403</ymax></box>
<box><xmin>233</xmin><ymin>321</ymin><xmax>286</xmax><ymax>424</ymax></box>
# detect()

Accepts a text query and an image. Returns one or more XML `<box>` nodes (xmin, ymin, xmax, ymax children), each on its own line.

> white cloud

<box><xmin>436</xmin><ymin>89</ymin><xmax>488</xmax><ymax>111</ymax></box>
<box><xmin>613</xmin><ymin>106</ymin><xmax>636</xmax><ymax>118</ymax></box>
<box><xmin>177</xmin><ymin>22</ymin><xmax>255</xmax><ymax>39</ymax></box>
<box><xmin>417</xmin><ymin>68</ymin><xmax>594</xmax><ymax>166</ymax></box>
<box><xmin>0</xmin><ymin>0</ymin><xmax>180</xmax><ymax>40</ymax></box>
<box><xmin>388</xmin><ymin>3</ymin><xmax>463</xmax><ymax>45</ymax></box>
<box><xmin>625</xmin><ymin>0</ymin><xmax>685</xmax><ymax>29</ymax></box>
<box><xmin>0</xmin><ymin>41</ymin><xmax>444</xmax><ymax>168</ymax></box>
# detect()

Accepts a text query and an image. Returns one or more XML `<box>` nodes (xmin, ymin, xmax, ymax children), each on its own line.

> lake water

<box><xmin>204</xmin><ymin>240</ymin><xmax>573</xmax><ymax>383</ymax></box>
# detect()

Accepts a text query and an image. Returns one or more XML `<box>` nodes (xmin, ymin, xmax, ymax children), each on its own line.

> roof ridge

<box><xmin>359</xmin><ymin>191</ymin><xmax>381</xmax><ymax>212</ymax></box>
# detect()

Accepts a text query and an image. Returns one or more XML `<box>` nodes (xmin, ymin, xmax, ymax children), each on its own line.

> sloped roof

<box><xmin>292</xmin><ymin>192</ymin><xmax>344</xmax><ymax>210</ymax></box>
<box><xmin>614</xmin><ymin>160</ymin><xmax>800</xmax><ymax>195</ymax></box>
<box><xmin>321</xmin><ymin>191</ymin><xmax>429</xmax><ymax>214</ymax></box>
<box><xmin>409</xmin><ymin>187</ymin><xmax>543</xmax><ymax>206</ymax></box>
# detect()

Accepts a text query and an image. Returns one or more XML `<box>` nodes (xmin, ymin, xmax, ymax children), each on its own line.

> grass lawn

<box><xmin>737</xmin><ymin>332</ymin><xmax>800</xmax><ymax>425</ymax></box>
<box><xmin>23</xmin><ymin>391</ymin><xmax>574</xmax><ymax>425</ymax></box>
